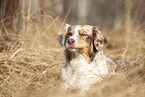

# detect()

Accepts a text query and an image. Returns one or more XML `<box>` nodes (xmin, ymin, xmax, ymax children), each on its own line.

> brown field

<box><xmin>0</xmin><ymin>7</ymin><xmax>145</xmax><ymax>97</ymax></box>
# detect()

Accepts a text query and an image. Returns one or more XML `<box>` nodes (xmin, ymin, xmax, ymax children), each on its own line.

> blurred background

<box><xmin>50</xmin><ymin>0</ymin><xmax>145</xmax><ymax>30</ymax></box>
<box><xmin>0</xmin><ymin>0</ymin><xmax>145</xmax><ymax>97</ymax></box>
<box><xmin>0</xmin><ymin>0</ymin><xmax>145</xmax><ymax>33</ymax></box>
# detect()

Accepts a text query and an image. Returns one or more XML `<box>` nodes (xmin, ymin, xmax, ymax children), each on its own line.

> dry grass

<box><xmin>0</xmin><ymin>6</ymin><xmax>145</xmax><ymax>97</ymax></box>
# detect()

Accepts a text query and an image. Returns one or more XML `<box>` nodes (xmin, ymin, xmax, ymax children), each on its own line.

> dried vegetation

<box><xmin>0</xmin><ymin>1</ymin><xmax>145</xmax><ymax>97</ymax></box>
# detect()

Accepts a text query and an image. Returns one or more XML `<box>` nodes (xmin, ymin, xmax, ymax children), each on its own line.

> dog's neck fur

<box><xmin>65</xmin><ymin>49</ymin><xmax>112</xmax><ymax>74</ymax></box>
<box><xmin>62</xmin><ymin>49</ymin><xmax>116</xmax><ymax>90</ymax></box>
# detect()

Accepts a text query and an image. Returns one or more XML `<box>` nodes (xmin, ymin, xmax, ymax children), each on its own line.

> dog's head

<box><xmin>58</xmin><ymin>24</ymin><xmax>108</xmax><ymax>59</ymax></box>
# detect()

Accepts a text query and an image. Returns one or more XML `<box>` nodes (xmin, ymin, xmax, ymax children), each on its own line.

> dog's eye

<box><xmin>80</xmin><ymin>33</ymin><xmax>87</xmax><ymax>36</ymax></box>
<box><xmin>80</xmin><ymin>33</ymin><xmax>88</xmax><ymax>37</ymax></box>
<box><xmin>68</xmin><ymin>32</ymin><xmax>72</xmax><ymax>36</ymax></box>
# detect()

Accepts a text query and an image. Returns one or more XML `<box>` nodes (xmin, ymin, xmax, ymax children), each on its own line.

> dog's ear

<box><xmin>57</xmin><ymin>23</ymin><xmax>71</xmax><ymax>46</ymax></box>
<box><xmin>92</xmin><ymin>26</ymin><xmax>108</xmax><ymax>52</ymax></box>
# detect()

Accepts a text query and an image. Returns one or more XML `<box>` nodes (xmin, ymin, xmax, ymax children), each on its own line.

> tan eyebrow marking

<box><xmin>79</xmin><ymin>29</ymin><xmax>87</xmax><ymax>35</ymax></box>
<box><xmin>71</xmin><ymin>29</ymin><xmax>75</xmax><ymax>35</ymax></box>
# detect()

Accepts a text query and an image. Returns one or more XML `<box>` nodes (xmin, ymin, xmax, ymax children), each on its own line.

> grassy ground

<box><xmin>0</xmin><ymin>14</ymin><xmax>145</xmax><ymax>97</ymax></box>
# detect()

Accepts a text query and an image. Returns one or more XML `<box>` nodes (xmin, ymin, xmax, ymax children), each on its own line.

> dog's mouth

<box><xmin>67</xmin><ymin>47</ymin><xmax>83</xmax><ymax>51</ymax></box>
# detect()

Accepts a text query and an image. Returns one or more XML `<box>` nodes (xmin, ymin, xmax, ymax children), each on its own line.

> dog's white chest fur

<box><xmin>61</xmin><ymin>51</ymin><xmax>115</xmax><ymax>90</ymax></box>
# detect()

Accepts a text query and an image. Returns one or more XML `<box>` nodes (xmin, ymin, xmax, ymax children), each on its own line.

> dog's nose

<box><xmin>68</xmin><ymin>39</ymin><xmax>75</xmax><ymax>45</ymax></box>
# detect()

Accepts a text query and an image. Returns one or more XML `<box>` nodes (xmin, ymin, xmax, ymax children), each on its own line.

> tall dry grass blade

<box><xmin>39</xmin><ymin>16</ymin><xmax>59</xmax><ymax>38</ymax></box>
<box><xmin>10</xmin><ymin>48</ymin><xmax>23</xmax><ymax>59</ymax></box>
<box><xmin>60</xmin><ymin>6</ymin><xmax>71</xmax><ymax>33</ymax></box>
<box><xmin>0</xmin><ymin>71</ymin><xmax>14</xmax><ymax>87</ymax></box>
